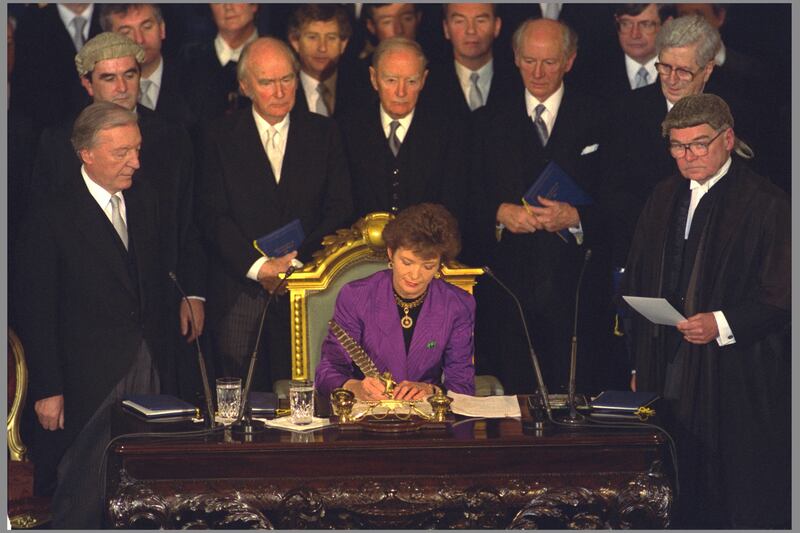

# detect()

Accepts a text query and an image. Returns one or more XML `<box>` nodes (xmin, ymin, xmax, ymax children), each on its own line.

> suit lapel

<box><xmin>70</xmin><ymin>180</ymin><xmax>138</xmax><ymax>299</ymax></box>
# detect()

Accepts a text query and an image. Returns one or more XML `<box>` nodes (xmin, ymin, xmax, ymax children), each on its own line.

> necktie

<box><xmin>542</xmin><ymin>3</ymin><xmax>561</xmax><ymax>20</ymax></box>
<box><xmin>634</xmin><ymin>66</ymin><xmax>649</xmax><ymax>89</ymax></box>
<box><xmin>265</xmin><ymin>128</ymin><xmax>284</xmax><ymax>183</ymax></box>
<box><xmin>468</xmin><ymin>72</ymin><xmax>484</xmax><ymax>111</ymax></box>
<box><xmin>72</xmin><ymin>16</ymin><xmax>87</xmax><ymax>51</ymax></box>
<box><xmin>315</xmin><ymin>82</ymin><xmax>331</xmax><ymax>116</ymax></box>
<box><xmin>388</xmin><ymin>120</ymin><xmax>402</xmax><ymax>157</ymax></box>
<box><xmin>533</xmin><ymin>104</ymin><xmax>549</xmax><ymax>146</ymax></box>
<box><xmin>139</xmin><ymin>79</ymin><xmax>155</xmax><ymax>110</ymax></box>
<box><xmin>110</xmin><ymin>195</ymin><xmax>128</xmax><ymax>250</ymax></box>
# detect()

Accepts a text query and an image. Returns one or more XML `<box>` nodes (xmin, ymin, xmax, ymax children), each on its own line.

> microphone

<box><xmin>482</xmin><ymin>266</ymin><xmax>553</xmax><ymax>424</ymax></box>
<box><xmin>560</xmin><ymin>248</ymin><xmax>592</xmax><ymax>425</ymax></box>
<box><xmin>232</xmin><ymin>264</ymin><xmax>297</xmax><ymax>435</ymax></box>
<box><xmin>169</xmin><ymin>272</ymin><xmax>216</xmax><ymax>428</ymax></box>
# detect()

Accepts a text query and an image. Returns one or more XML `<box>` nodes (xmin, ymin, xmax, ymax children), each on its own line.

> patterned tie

<box><xmin>139</xmin><ymin>78</ymin><xmax>155</xmax><ymax>109</ymax></box>
<box><xmin>467</xmin><ymin>72</ymin><xmax>484</xmax><ymax>111</ymax></box>
<box><xmin>315</xmin><ymin>82</ymin><xmax>331</xmax><ymax>116</ymax></box>
<box><xmin>265</xmin><ymin>128</ymin><xmax>284</xmax><ymax>183</ymax></box>
<box><xmin>72</xmin><ymin>16</ymin><xmax>87</xmax><ymax>51</ymax></box>
<box><xmin>110</xmin><ymin>195</ymin><xmax>128</xmax><ymax>250</ymax></box>
<box><xmin>634</xmin><ymin>66</ymin><xmax>650</xmax><ymax>89</ymax></box>
<box><xmin>533</xmin><ymin>103</ymin><xmax>549</xmax><ymax>146</ymax></box>
<box><xmin>388</xmin><ymin>120</ymin><xmax>401</xmax><ymax>157</ymax></box>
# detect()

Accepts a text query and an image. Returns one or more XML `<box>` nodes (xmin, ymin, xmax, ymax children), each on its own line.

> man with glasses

<box><xmin>196</xmin><ymin>37</ymin><xmax>352</xmax><ymax>391</ymax></box>
<box><xmin>623</xmin><ymin>93</ymin><xmax>789</xmax><ymax>529</ymax></box>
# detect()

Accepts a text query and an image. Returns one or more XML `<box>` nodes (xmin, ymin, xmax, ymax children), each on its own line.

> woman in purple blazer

<box><xmin>316</xmin><ymin>204</ymin><xmax>476</xmax><ymax>400</ymax></box>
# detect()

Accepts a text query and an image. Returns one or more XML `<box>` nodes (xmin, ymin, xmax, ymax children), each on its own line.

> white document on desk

<box><xmin>622</xmin><ymin>296</ymin><xmax>686</xmax><ymax>326</ymax></box>
<box><xmin>447</xmin><ymin>391</ymin><xmax>521</xmax><ymax>418</ymax></box>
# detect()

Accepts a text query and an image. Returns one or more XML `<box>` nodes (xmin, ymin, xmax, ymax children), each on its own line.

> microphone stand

<box><xmin>231</xmin><ymin>265</ymin><xmax>296</xmax><ymax>436</ymax></box>
<box><xmin>558</xmin><ymin>249</ymin><xmax>592</xmax><ymax>426</ymax></box>
<box><xmin>483</xmin><ymin>267</ymin><xmax>553</xmax><ymax>427</ymax></box>
<box><xmin>169</xmin><ymin>272</ymin><xmax>216</xmax><ymax>428</ymax></box>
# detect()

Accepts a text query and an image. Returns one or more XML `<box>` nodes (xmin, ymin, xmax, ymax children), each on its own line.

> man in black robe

<box><xmin>623</xmin><ymin>94</ymin><xmax>790</xmax><ymax>528</ymax></box>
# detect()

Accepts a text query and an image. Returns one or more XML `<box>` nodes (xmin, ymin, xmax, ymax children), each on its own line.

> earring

<box><xmin>434</xmin><ymin>269</ymin><xmax>442</xmax><ymax>279</ymax></box>
<box><xmin>388</xmin><ymin>260</ymin><xmax>393</xmax><ymax>269</ymax></box>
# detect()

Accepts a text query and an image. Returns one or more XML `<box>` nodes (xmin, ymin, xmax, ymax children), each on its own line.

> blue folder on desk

<box><xmin>122</xmin><ymin>395</ymin><xmax>199</xmax><ymax>419</ymax></box>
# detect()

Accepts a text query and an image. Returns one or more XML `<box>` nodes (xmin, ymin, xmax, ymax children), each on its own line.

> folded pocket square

<box><xmin>580</xmin><ymin>143</ymin><xmax>599</xmax><ymax>155</ymax></box>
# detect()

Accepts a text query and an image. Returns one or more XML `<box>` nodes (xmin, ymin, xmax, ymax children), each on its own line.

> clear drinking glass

<box><xmin>216</xmin><ymin>377</ymin><xmax>242</xmax><ymax>420</ymax></box>
<box><xmin>289</xmin><ymin>381</ymin><xmax>315</xmax><ymax>425</ymax></box>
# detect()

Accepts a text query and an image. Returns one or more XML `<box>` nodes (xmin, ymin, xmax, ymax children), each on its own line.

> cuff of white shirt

<box><xmin>713</xmin><ymin>310</ymin><xmax>736</xmax><ymax>346</ymax></box>
<box><xmin>247</xmin><ymin>256</ymin><xmax>269</xmax><ymax>281</ymax></box>
<box><xmin>186</xmin><ymin>296</ymin><xmax>206</xmax><ymax>302</ymax></box>
<box><xmin>568</xmin><ymin>221</ymin><xmax>584</xmax><ymax>244</ymax></box>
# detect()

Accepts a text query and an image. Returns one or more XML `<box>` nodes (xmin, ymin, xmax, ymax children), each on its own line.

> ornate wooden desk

<box><xmin>106</xmin><ymin>399</ymin><xmax>673</xmax><ymax>529</ymax></box>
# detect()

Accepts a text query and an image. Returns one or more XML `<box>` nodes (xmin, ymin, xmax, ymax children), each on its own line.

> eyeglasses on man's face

<box><xmin>655</xmin><ymin>61</ymin><xmax>704</xmax><ymax>82</ymax></box>
<box><xmin>615</xmin><ymin>17</ymin><xmax>659</xmax><ymax>35</ymax></box>
<box><xmin>668</xmin><ymin>129</ymin><xmax>726</xmax><ymax>158</ymax></box>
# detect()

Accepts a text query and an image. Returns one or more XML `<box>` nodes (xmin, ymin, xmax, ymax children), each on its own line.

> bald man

<box><xmin>197</xmin><ymin>37</ymin><xmax>352</xmax><ymax>390</ymax></box>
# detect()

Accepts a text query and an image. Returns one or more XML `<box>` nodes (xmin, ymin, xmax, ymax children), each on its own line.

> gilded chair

<box><xmin>7</xmin><ymin>328</ymin><xmax>51</xmax><ymax>529</ymax></box>
<box><xmin>280</xmin><ymin>212</ymin><xmax>504</xmax><ymax>397</ymax></box>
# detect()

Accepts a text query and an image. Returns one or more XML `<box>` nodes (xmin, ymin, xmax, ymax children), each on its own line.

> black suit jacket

<box><xmin>12</xmin><ymin>175</ymin><xmax>168</xmax><ymax>491</ymax></box>
<box><xmin>10</xmin><ymin>4</ymin><xmax>101</xmax><ymax>128</ymax></box>
<box><xmin>338</xmin><ymin>99</ymin><xmax>470</xmax><ymax>225</ymax></box>
<box><xmin>472</xmin><ymin>85</ymin><xmax>614</xmax><ymax>394</ymax></box>
<box><xmin>197</xmin><ymin>107</ymin><xmax>353</xmax><ymax>321</ymax></box>
<box><xmin>421</xmin><ymin>57</ymin><xmax>519</xmax><ymax>118</ymax></box>
<box><xmin>153</xmin><ymin>55</ymin><xmax>196</xmax><ymax>132</ymax></box>
<box><xmin>31</xmin><ymin>106</ymin><xmax>206</xmax><ymax>298</ymax></box>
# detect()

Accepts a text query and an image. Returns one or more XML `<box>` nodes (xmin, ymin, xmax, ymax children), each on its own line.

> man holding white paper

<box><xmin>623</xmin><ymin>94</ymin><xmax>789</xmax><ymax>528</ymax></box>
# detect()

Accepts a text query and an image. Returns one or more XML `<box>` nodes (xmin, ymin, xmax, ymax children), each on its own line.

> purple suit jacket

<box><xmin>315</xmin><ymin>270</ymin><xmax>476</xmax><ymax>398</ymax></box>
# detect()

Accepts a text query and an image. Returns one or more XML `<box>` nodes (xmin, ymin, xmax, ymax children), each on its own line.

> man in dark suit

<box><xmin>197</xmin><ymin>37</ymin><xmax>352</xmax><ymax>391</ymax></box>
<box><xmin>13</xmin><ymin>102</ymin><xmax>168</xmax><ymax>528</ymax></box>
<box><xmin>338</xmin><ymin>37</ymin><xmax>468</xmax><ymax>225</ymax></box>
<box><xmin>179</xmin><ymin>3</ymin><xmax>258</xmax><ymax>124</ymax></box>
<box><xmin>472</xmin><ymin>18</ymin><xmax>615</xmax><ymax>396</ymax></box>
<box><xmin>31</xmin><ymin>32</ymin><xmax>207</xmax><ymax>399</ymax></box>
<box><xmin>10</xmin><ymin>3</ymin><xmax>102</xmax><ymax>128</ymax></box>
<box><xmin>422</xmin><ymin>3</ymin><xmax>516</xmax><ymax>118</ymax></box>
<box><xmin>287</xmin><ymin>3</ymin><xmax>366</xmax><ymax>119</ymax></box>
<box><xmin>100</xmin><ymin>3</ymin><xmax>195</xmax><ymax>131</ymax></box>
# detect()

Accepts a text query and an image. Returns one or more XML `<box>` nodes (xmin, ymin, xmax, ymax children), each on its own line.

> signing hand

<box><xmin>392</xmin><ymin>381</ymin><xmax>434</xmax><ymax>400</ymax></box>
<box><xmin>526</xmin><ymin>196</ymin><xmax>580</xmax><ymax>233</ymax></box>
<box><xmin>257</xmin><ymin>251</ymin><xmax>298</xmax><ymax>293</ymax></box>
<box><xmin>35</xmin><ymin>394</ymin><xmax>64</xmax><ymax>431</ymax></box>
<box><xmin>496</xmin><ymin>203</ymin><xmax>540</xmax><ymax>233</ymax></box>
<box><xmin>676</xmin><ymin>312</ymin><xmax>719</xmax><ymax>345</ymax></box>
<box><xmin>179</xmin><ymin>298</ymin><xmax>205</xmax><ymax>342</ymax></box>
<box><xmin>345</xmin><ymin>376</ymin><xmax>388</xmax><ymax>401</ymax></box>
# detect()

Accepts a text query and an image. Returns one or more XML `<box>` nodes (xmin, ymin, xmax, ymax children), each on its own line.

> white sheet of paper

<box><xmin>623</xmin><ymin>296</ymin><xmax>686</xmax><ymax>326</ymax></box>
<box><xmin>447</xmin><ymin>391</ymin><xmax>521</xmax><ymax>418</ymax></box>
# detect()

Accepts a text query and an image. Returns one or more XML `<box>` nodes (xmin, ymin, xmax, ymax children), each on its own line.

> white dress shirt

<box><xmin>684</xmin><ymin>156</ymin><xmax>736</xmax><ymax>346</ymax></box>
<box><xmin>214</xmin><ymin>29</ymin><xmax>258</xmax><ymax>66</ymax></box>
<box><xmin>379</xmin><ymin>105</ymin><xmax>414</xmax><ymax>144</ymax></box>
<box><xmin>247</xmin><ymin>108</ymin><xmax>291</xmax><ymax>281</ymax></box>
<box><xmin>82</xmin><ymin>165</ymin><xmax>127</xmax><ymax>226</ymax></box>
<box><xmin>539</xmin><ymin>3</ymin><xmax>562</xmax><ymax>19</ymax></box>
<box><xmin>624</xmin><ymin>54</ymin><xmax>658</xmax><ymax>89</ymax></box>
<box><xmin>299</xmin><ymin>70</ymin><xmax>336</xmax><ymax>116</ymax></box>
<box><xmin>454</xmin><ymin>59</ymin><xmax>494</xmax><ymax>107</ymax></box>
<box><xmin>140</xmin><ymin>56</ymin><xmax>163</xmax><ymax>109</ymax></box>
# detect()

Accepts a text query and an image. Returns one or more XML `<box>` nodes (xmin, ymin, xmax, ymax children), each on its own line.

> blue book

<box><xmin>248</xmin><ymin>391</ymin><xmax>278</xmax><ymax>416</ymax></box>
<box><xmin>253</xmin><ymin>219</ymin><xmax>305</xmax><ymax>258</ymax></box>
<box><xmin>590</xmin><ymin>390</ymin><xmax>659</xmax><ymax>411</ymax></box>
<box><xmin>522</xmin><ymin>161</ymin><xmax>593</xmax><ymax>241</ymax></box>
<box><xmin>122</xmin><ymin>395</ymin><xmax>199</xmax><ymax>419</ymax></box>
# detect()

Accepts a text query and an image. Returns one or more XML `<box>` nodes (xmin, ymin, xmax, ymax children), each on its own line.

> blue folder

<box><xmin>253</xmin><ymin>219</ymin><xmax>305</xmax><ymax>258</ymax></box>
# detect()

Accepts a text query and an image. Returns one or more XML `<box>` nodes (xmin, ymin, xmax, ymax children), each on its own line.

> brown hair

<box><xmin>382</xmin><ymin>203</ymin><xmax>461</xmax><ymax>262</ymax></box>
<box><xmin>287</xmin><ymin>4</ymin><xmax>352</xmax><ymax>41</ymax></box>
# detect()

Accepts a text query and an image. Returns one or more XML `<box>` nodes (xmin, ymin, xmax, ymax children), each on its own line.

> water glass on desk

<box><xmin>216</xmin><ymin>377</ymin><xmax>242</xmax><ymax>420</ymax></box>
<box><xmin>289</xmin><ymin>381</ymin><xmax>315</xmax><ymax>425</ymax></box>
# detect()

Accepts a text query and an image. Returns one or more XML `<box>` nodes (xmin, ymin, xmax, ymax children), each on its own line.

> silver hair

<box><xmin>237</xmin><ymin>37</ymin><xmax>300</xmax><ymax>82</ymax></box>
<box><xmin>656</xmin><ymin>14</ymin><xmax>721</xmax><ymax>67</ymax></box>
<box><xmin>71</xmin><ymin>102</ymin><xmax>138</xmax><ymax>153</ymax></box>
<box><xmin>662</xmin><ymin>93</ymin><xmax>753</xmax><ymax>159</ymax></box>
<box><xmin>371</xmin><ymin>37</ymin><xmax>428</xmax><ymax>71</ymax></box>
<box><xmin>511</xmin><ymin>18</ymin><xmax>578</xmax><ymax>59</ymax></box>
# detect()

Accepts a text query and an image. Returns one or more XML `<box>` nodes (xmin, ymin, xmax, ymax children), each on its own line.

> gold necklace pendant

<box><xmin>401</xmin><ymin>309</ymin><xmax>413</xmax><ymax>329</ymax></box>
